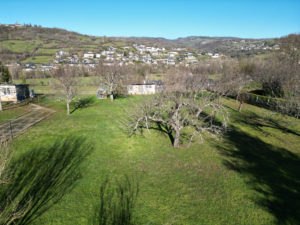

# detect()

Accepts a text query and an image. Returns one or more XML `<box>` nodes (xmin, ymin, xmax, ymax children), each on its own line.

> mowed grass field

<box><xmin>21</xmin><ymin>55</ymin><xmax>54</xmax><ymax>64</ymax></box>
<box><xmin>1</xmin><ymin>95</ymin><xmax>300</xmax><ymax>225</ymax></box>
<box><xmin>14</xmin><ymin>77</ymin><xmax>99</xmax><ymax>94</ymax></box>
<box><xmin>0</xmin><ymin>40</ymin><xmax>41</xmax><ymax>52</ymax></box>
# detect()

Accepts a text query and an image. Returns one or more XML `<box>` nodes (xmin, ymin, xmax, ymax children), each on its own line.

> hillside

<box><xmin>0</xmin><ymin>25</ymin><xmax>278</xmax><ymax>63</ymax></box>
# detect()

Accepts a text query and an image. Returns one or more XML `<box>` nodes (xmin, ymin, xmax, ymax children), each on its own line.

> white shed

<box><xmin>0</xmin><ymin>84</ymin><xmax>30</xmax><ymax>102</ymax></box>
<box><xmin>127</xmin><ymin>80</ymin><xmax>163</xmax><ymax>95</ymax></box>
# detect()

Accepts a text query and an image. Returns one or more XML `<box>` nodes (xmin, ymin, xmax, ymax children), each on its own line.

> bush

<box><xmin>0</xmin><ymin>62</ymin><xmax>11</xmax><ymax>84</ymax></box>
<box><xmin>262</xmin><ymin>80</ymin><xmax>284</xmax><ymax>97</ymax></box>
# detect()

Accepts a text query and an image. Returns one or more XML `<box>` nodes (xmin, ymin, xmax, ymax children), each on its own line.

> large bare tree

<box><xmin>210</xmin><ymin>60</ymin><xmax>241</xmax><ymax>103</ymax></box>
<box><xmin>53</xmin><ymin>66</ymin><xmax>78</xmax><ymax>115</ymax></box>
<box><xmin>126</xmin><ymin>92</ymin><xmax>228</xmax><ymax>148</ymax></box>
<box><xmin>96</xmin><ymin>62</ymin><xmax>123</xmax><ymax>102</ymax></box>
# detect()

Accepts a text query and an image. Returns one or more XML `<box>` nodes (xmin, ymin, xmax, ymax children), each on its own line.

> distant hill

<box><xmin>0</xmin><ymin>24</ymin><xmax>279</xmax><ymax>63</ymax></box>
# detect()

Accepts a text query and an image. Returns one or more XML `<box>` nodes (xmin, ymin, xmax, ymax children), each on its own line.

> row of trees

<box><xmin>53</xmin><ymin>63</ymin><xmax>127</xmax><ymax>114</ymax></box>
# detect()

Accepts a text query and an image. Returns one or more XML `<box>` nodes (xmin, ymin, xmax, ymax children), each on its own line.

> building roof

<box><xmin>0</xmin><ymin>84</ymin><xmax>29</xmax><ymax>87</ymax></box>
<box><xmin>130</xmin><ymin>80</ymin><xmax>163</xmax><ymax>85</ymax></box>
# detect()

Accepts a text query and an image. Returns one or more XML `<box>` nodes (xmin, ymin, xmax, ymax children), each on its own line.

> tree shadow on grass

<box><xmin>0</xmin><ymin>136</ymin><xmax>93</xmax><ymax>225</ymax></box>
<box><xmin>217</xmin><ymin>127</ymin><xmax>300</xmax><ymax>225</ymax></box>
<box><xmin>71</xmin><ymin>96</ymin><xmax>95</xmax><ymax>114</ymax></box>
<box><xmin>91</xmin><ymin>175</ymin><xmax>139</xmax><ymax>225</ymax></box>
<box><xmin>234</xmin><ymin>111</ymin><xmax>300</xmax><ymax>137</ymax></box>
<box><xmin>155</xmin><ymin>122</ymin><xmax>174</xmax><ymax>145</ymax></box>
<box><xmin>131</xmin><ymin>121</ymin><xmax>175</xmax><ymax>146</ymax></box>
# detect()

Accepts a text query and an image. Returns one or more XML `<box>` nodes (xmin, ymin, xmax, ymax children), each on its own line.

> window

<box><xmin>146</xmin><ymin>85</ymin><xmax>152</xmax><ymax>88</ymax></box>
<box><xmin>2</xmin><ymin>88</ymin><xmax>11</xmax><ymax>95</ymax></box>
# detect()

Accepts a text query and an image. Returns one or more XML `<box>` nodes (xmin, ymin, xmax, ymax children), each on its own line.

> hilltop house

<box><xmin>83</xmin><ymin>52</ymin><xmax>94</xmax><ymax>59</ymax></box>
<box><xmin>169</xmin><ymin>52</ymin><xmax>178</xmax><ymax>58</ymax></box>
<box><xmin>0</xmin><ymin>84</ymin><xmax>30</xmax><ymax>102</ymax></box>
<box><xmin>127</xmin><ymin>80</ymin><xmax>163</xmax><ymax>95</ymax></box>
<box><xmin>56</xmin><ymin>50</ymin><xmax>68</xmax><ymax>58</ymax></box>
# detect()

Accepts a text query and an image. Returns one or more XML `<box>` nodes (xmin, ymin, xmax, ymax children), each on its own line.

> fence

<box><xmin>0</xmin><ymin>103</ymin><xmax>55</xmax><ymax>143</ymax></box>
<box><xmin>229</xmin><ymin>92</ymin><xmax>300</xmax><ymax>118</ymax></box>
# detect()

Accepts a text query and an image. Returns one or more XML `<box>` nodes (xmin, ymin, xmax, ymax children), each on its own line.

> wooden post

<box><xmin>9</xmin><ymin>121</ymin><xmax>13</xmax><ymax>139</ymax></box>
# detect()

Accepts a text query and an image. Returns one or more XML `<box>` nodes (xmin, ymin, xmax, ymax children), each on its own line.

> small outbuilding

<box><xmin>127</xmin><ymin>80</ymin><xmax>163</xmax><ymax>95</ymax></box>
<box><xmin>0</xmin><ymin>84</ymin><xmax>30</xmax><ymax>102</ymax></box>
<box><xmin>97</xmin><ymin>87</ymin><xmax>108</xmax><ymax>99</ymax></box>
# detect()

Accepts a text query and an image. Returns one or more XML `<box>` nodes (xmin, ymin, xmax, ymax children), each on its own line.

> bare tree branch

<box><xmin>125</xmin><ymin>92</ymin><xmax>229</xmax><ymax>148</ymax></box>
<box><xmin>53</xmin><ymin>66</ymin><xmax>78</xmax><ymax>115</ymax></box>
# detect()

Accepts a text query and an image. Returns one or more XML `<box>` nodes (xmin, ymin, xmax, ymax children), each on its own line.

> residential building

<box><xmin>83</xmin><ymin>52</ymin><xmax>94</xmax><ymax>59</ymax></box>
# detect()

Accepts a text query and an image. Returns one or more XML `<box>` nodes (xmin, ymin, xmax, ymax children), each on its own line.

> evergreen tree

<box><xmin>0</xmin><ymin>62</ymin><xmax>11</xmax><ymax>84</ymax></box>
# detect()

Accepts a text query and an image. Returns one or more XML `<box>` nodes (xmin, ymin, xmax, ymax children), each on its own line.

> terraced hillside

<box><xmin>0</xmin><ymin>25</ymin><xmax>278</xmax><ymax>64</ymax></box>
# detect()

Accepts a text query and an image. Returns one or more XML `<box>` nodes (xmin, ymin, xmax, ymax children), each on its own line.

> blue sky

<box><xmin>1</xmin><ymin>0</ymin><xmax>299</xmax><ymax>39</ymax></box>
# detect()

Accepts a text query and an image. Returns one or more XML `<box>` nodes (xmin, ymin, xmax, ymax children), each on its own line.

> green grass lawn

<box><xmin>0</xmin><ymin>104</ymin><xmax>32</xmax><ymax>122</ymax></box>
<box><xmin>37</xmin><ymin>48</ymin><xmax>59</xmax><ymax>54</ymax></box>
<box><xmin>13</xmin><ymin>77</ymin><xmax>99</xmax><ymax>94</ymax></box>
<box><xmin>0</xmin><ymin>40</ymin><xmax>41</xmax><ymax>53</ymax></box>
<box><xmin>103</xmin><ymin>41</ymin><xmax>127</xmax><ymax>48</ymax></box>
<box><xmin>2</xmin><ymin>96</ymin><xmax>300</xmax><ymax>225</ymax></box>
<box><xmin>42</xmin><ymin>41</ymin><xmax>58</xmax><ymax>48</ymax></box>
<box><xmin>22</xmin><ymin>55</ymin><xmax>53</xmax><ymax>64</ymax></box>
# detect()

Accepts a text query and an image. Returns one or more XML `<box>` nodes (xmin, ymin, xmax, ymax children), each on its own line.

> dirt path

<box><xmin>0</xmin><ymin>104</ymin><xmax>55</xmax><ymax>142</ymax></box>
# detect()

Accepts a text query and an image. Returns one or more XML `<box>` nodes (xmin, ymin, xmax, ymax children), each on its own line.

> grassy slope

<box><xmin>21</xmin><ymin>55</ymin><xmax>53</xmax><ymax>64</ymax></box>
<box><xmin>0</xmin><ymin>40</ymin><xmax>41</xmax><ymax>52</ymax></box>
<box><xmin>2</xmin><ymin>96</ymin><xmax>299</xmax><ymax>225</ymax></box>
<box><xmin>37</xmin><ymin>48</ymin><xmax>59</xmax><ymax>54</ymax></box>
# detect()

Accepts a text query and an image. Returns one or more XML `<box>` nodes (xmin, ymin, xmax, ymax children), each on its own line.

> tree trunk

<box><xmin>173</xmin><ymin>129</ymin><xmax>180</xmax><ymax>148</ymax></box>
<box><xmin>238</xmin><ymin>101</ymin><xmax>243</xmax><ymax>112</ymax></box>
<box><xmin>110</xmin><ymin>94</ymin><xmax>114</xmax><ymax>102</ymax></box>
<box><xmin>0</xmin><ymin>96</ymin><xmax>2</xmax><ymax>111</ymax></box>
<box><xmin>67</xmin><ymin>101</ymin><xmax>70</xmax><ymax>115</ymax></box>
<box><xmin>218</xmin><ymin>95</ymin><xmax>221</xmax><ymax>105</ymax></box>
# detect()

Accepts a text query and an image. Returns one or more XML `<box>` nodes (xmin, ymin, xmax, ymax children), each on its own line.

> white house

<box><xmin>169</xmin><ymin>52</ymin><xmax>178</xmax><ymax>58</ymax></box>
<box><xmin>167</xmin><ymin>59</ymin><xmax>176</xmax><ymax>65</ymax></box>
<box><xmin>211</xmin><ymin>54</ymin><xmax>219</xmax><ymax>59</ymax></box>
<box><xmin>106</xmin><ymin>54</ymin><xmax>114</xmax><ymax>61</ymax></box>
<box><xmin>186</xmin><ymin>53</ymin><xmax>196</xmax><ymax>60</ymax></box>
<box><xmin>127</xmin><ymin>80</ymin><xmax>163</xmax><ymax>95</ymax></box>
<box><xmin>83</xmin><ymin>52</ymin><xmax>94</xmax><ymax>59</ymax></box>
<box><xmin>151</xmin><ymin>51</ymin><xmax>159</xmax><ymax>56</ymax></box>
<box><xmin>56</xmin><ymin>50</ymin><xmax>68</xmax><ymax>58</ymax></box>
